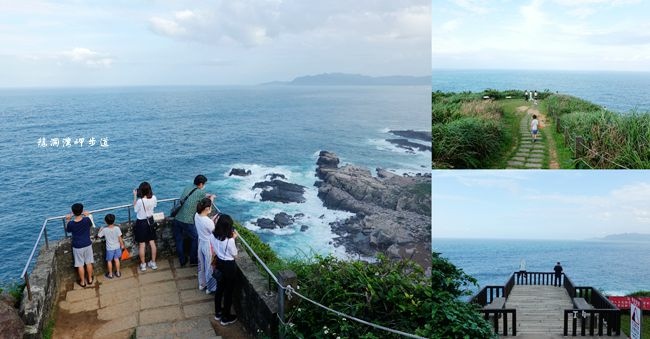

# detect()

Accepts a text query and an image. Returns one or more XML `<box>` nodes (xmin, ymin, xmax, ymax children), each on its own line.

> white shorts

<box><xmin>73</xmin><ymin>245</ymin><xmax>95</xmax><ymax>267</ymax></box>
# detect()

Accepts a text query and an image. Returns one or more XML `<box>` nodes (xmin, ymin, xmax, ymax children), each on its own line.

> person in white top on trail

<box><xmin>211</xmin><ymin>214</ymin><xmax>239</xmax><ymax>326</ymax></box>
<box><xmin>194</xmin><ymin>197</ymin><xmax>217</xmax><ymax>294</ymax></box>
<box><xmin>133</xmin><ymin>181</ymin><xmax>158</xmax><ymax>272</ymax></box>
<box><xmin>530</xmin><ymin>114</ymin><xmax>540</xmax><ymax>142</ymax></box>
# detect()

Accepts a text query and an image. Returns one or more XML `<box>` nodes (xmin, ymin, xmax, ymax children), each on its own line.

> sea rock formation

<box><xmin>388</xmin><ymin>130</ymin><xmax>432</xmax><ymax>142</ymax></box>
<box><xmin>386</xmin><ymin>138</ymin><xmax>431</xmax><ymax>153</ymax></box>
<box><xmin>265</xmin><ymin>173</ymin><xmax>286</xmax><ymax>180</ymax></box>
<box><xmin>252</xmin><ymin>180</ymin><xmax>306</xmax><ymax>204</ymax></box>
<box><xmin>315</xmin><ymin>151</ymin><xmax>431</xmax><ymax>268</ymax></box>
<box><xmin>229</xmin><ymin>168</ymin><xmax>252</xmax><ymax>176</ymax></box>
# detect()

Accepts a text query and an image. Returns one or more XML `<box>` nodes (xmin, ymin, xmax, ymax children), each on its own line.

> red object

<box><xmin>121</xmin><ymin>248</ymin><xmax>131</xmax><ymax>260</ymax></box>
<box><xmin>608</xmin><ymin>296</ymin><xmax>650</xmax><ymax>310</ymax></box>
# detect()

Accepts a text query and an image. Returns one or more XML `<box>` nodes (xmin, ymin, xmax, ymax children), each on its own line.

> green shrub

<box><xmin>281</xmin><ymin>254</ymin><xmax>432</xmax><ymax>338</ymax></box>
<box><xmin>432</xmin><ymin>253</ymin><xmax>496</xmax><ymax>339</ymax></box>
<box><xmin>628</xmin><ymin>290</ymin><xmax>650</xmax><ymax>297</ymax></box>
<box><xmin>433</xmin><ymin>117</ymin><xmax>509</xmax><ymax>168</ymax></box>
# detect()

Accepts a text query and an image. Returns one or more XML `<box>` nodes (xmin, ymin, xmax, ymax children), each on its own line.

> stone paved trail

<box><xmin>506</xmin><ymin>107</ymin><xmax>546</xmax><ymax>169</ymax></box>
<box><xmin>53</xmin><ymin>257</ymin><xmax>251</xmax><ymax>339</ymax></box>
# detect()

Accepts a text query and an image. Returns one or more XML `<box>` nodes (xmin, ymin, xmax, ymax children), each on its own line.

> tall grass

<box><xmin>433</xmin><ymin>91</ymin><xmax>512</xmax><ymax>168</ymax></box>
<box><xmin>546</xmin><ymin>94</ymin><xmax>650</xmax><ymax>168</ymax></box>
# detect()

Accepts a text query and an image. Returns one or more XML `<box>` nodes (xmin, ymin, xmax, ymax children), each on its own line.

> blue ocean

<box><xmin>432</xmin><ymin>69</ymin><xmax>650</xmax><ymax>112</ymax></box>
<box><xmin>433</xmin><ymin>238</ymin><xmax>650</xmax><ymax>296</ymax></box>
<box><xmin>0</xmin><ymin>85</ymin><xmax>431</xmax><ymax>284</ymax></box>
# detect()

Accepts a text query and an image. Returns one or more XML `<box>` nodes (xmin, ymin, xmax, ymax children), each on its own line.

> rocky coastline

<box><xmin>315</xmin><ymin>151</ymin><xmax>431</xmax><ymax>268</ymax></box>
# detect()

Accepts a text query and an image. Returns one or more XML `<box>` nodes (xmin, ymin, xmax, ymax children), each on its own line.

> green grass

<box><xmin>540</xmin><ymin>101</ymin><xmax>575</xmax><ymax>168</ymax></box>
<box><xmin>495</xmin><ymin>99</ymin><xmax>528</xmax><ymax>168</ymax></box>
<box><xmin>544</xmin><ymin>94</ymin><xmax>650</xmax><ymax>169</ymax></box>
<box><xmin>630</xmin><ymin>291</ymin><xmax>650</xmax><ymax>297</ymax></box>
<box><xmin>620</xmin><ymin>314</ymin><xmax>650</xmax><ymax>338</ymax></box>
<box><xmin>42</xmin><ymin>314</ymin><xmax>56</xmax><ymax>339</ymax></box>
<box><xmin>0</xmin><ymin>282</ymin><xmax>25</xmax><ymax>305</ymax></box>
<box><xmin>433</xmin><ymin>91</ymin><xmax>516</xmax><ymax>169</ymax></box>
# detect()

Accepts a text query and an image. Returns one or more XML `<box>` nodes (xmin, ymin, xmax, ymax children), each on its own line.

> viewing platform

<box><xmin>470</xmin><ymin>272</ymin><xmax>625</xmax><ymax>338</ymax></box>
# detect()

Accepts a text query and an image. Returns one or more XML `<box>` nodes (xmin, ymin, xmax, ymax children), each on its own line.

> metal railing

<box><xmin>20</xmin><ymin>199</ymin><xmax>425</xmax><ymax>338</ymax></box>
<box><xmin>20</xmin><ymin>198</ymin><xmax>179</xmax><ymax>301</ymax></box>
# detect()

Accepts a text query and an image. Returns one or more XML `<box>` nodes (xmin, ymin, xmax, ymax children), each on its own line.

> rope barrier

<box><xmin>211</xmin><ymin>201</ymin><xmax>425</xmax><ymax>338</ymax></box>
<box><xmin>284</xmin><ymin>285</ymin><xmax>427</xmax><ymax>339</ymax></box>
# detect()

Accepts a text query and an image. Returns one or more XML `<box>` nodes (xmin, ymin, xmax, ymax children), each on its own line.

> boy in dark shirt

<box><xmin>65</xmin><ymin>203</ymin><xmax>95</xmax><ymax>287</ymax></box>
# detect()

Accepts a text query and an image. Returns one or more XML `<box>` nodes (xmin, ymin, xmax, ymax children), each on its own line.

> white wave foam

<box><xmin>221</xmin><ymin>162</ymin><xmax>357</xmax><ymax>258</ymax></box>
<box><xmin>379</xmin><ymin>127</ymin><xmax>391</xmax><ymax>133</ymax></box>
<box><xmin>367</xmin><ymin>138</ymin><xmax>431</xmax><ymax>157</ymax></box>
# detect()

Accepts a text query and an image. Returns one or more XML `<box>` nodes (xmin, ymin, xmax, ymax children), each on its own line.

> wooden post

<box><xmin>575</xmin><ymin>136</ymin><xmax>585</xmax><ymax>158</ymax></box>
<box><xmin>277</xmin><ymin>270</ymin><xmax>297</xmax><ymax>339</ymax></box>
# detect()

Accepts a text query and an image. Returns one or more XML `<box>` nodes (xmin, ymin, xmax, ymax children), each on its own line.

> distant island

<box><xmin>593</xmin><ymin>233</ymin><xmax>650</xmax><ymax>242</ymax></box>
<box><xmin>262</xmin><ymin>73</ymin><xmax>430</xmax><ymax>86</ymax></box>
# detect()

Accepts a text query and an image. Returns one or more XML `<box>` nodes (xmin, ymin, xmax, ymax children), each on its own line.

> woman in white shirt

<box><xmin>133</xmin><ymin>181</ymin><xmax>158</xmax><ymax>272</ymax></box>
<box><xmin>195</xmin><ymin>197</ymin><xmax>217</xmax><ymax>293</ymax></box>
<box><xmin>211</xmin><ymin>214</ymin><xmax>239</xmax><ymax>326</ymax></box>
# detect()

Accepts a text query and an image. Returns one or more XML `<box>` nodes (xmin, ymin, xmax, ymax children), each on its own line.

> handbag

<box><xmin>170</xmin><ymin>187</ymin><xmax>199</xmax><ymax>217</ymax></box>
<box><xmin>121</xmin><ymin>248</ymin><xmax>131</xmax><ymax>260</ymax></box>
<box><xmin>141</xmin><ymin>200</ymin><xmax>157</xmax><ymax>235</ymax></box>
<box><xmin>211</xmin><ymin>241</ymin><xmax>228</xmax><ymax>281</ymax></box>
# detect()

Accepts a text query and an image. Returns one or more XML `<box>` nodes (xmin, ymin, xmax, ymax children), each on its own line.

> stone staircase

<box><xmin>54</xmin><ymin>257</ymin><xmax>250</xmax><ymax>338</ymax></box>
<box><xmin>506</xmin><ymin>111</ymin><xmax>545</xmax><ymax>169</ymax></box>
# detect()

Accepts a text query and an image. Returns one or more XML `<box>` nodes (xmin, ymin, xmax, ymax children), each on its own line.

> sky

<box><xmin>433</xmin><ymin>170</ymin><xmax>650</xmax><ymax>240</ymax></box>
<box><xmin>0</xmin><ymin>0</ymin><xmax>430</xmax><ymax>87</ymax></box>
<box><xmin>432</xmin><ymin>0</ymin><xmax>650</xmax><ymax>71</ymax></box>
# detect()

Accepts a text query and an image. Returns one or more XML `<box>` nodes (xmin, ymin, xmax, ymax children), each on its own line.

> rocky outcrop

<box><xmin>252</xmin><ymin>180</ymin><xmax>306</xmax><ymax>204</ymax></box>
<box><xmin>255</xmin><ymin>212</ymin><xmax>295</xmax><ymax>230</ymax></box>
<box><xmin>0</xmin><ymin>300</ymin><xmax>24</xmax><ymax>339</ymax></box>
<box><xmin>229</xmin><ymin>168</ymin><xmax>252</xmax><ymax>176</ymax></box>
<box><xmin>265</xmin><ymin>173</ymin><xmax>286</xmax><ymax>180</ymax></box>
<box><xmin>315</xmin><ymin>151</ymin><xmax>431</xmax><ymax>268</ymax></box>
<box><xmin>388</xmin><ymin>130</ymin><xmax>432</xmax><ymax>142</ymax></box>
<box><xmin>386</xmin><ymin>139</ymin><xmax>431</xmax><ymax>153</ymax></box>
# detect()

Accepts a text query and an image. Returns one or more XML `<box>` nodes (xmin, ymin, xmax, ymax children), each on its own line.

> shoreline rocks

<box><xmin>386</xmin><ymin>138</ymin><xmax>431</xmax><ymax>153</ymax></box>
<box><xmin>388</xmin><ymin>129</ymin><xmax>431</xmax><ymax>142</ymax></box>
<box><xmin>315</xmin><ymin>151</ymin><xmax>431</xmax><ymax>268</ymax></box>
<box><xmin>252</xmin><ymin>180</ymin><xmax>306</xmax><ymax>204</ymax></box>
<box><xmin>229</xmin><ymin>168</ymin><xmax>252</xmax><ymax>176</ymax></box>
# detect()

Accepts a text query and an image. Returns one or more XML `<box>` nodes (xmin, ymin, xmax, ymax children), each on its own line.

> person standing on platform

<box><xmin>553</xmin><ymin>262</ymin><xmax>563</xmax><ymax>287</ymax></box>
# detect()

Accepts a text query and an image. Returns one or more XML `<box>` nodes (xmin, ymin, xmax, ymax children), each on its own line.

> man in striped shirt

<box><xmin>173</xmin><ymin>174</ymin><xmax>216</xmax><ymax>267</ymax></box>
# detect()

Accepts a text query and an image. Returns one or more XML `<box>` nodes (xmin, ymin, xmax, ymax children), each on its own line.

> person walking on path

<box><xmin>65</xmin><ymin>203</ymin><xmax>94</xmax><ymax>287</ymax></box>
<box><xmin>133</xmin><ymin>181</ymin><xmax>158</xmax><ymax>272</ymax></box>
<box><xmin>173</xmin><ymin>174</ymin><xmax>216</xmax><ymax>267</ymax></box>
<box><xmin>195</xmin><ymin>197</ymin><xmax>217</xmax><ymax>293</ymax></box>
<box><xmin>212</xmin><ymin>214</ymin><xmax>239</xmax><ymax>326</ymax></box>
<box><xmin>530</xmin><ymin>114</ymin><xmax>540</xmax><ymax>143</ymax></box>
<box><xmin>553</xmin><ymin>262</ymin><xmax>563</xmax><ymax>287</ymax></box>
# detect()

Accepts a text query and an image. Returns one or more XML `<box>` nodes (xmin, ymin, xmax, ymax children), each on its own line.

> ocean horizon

<box><xmin>433</xmin><ymin>238</ymin><xmax>650</xmax><ymax>296</ymax></box>
<box><xmin>0</xmin><ymin>85</ymin><xmax>431</xmax><ymax>284</ymax></box>
<box><xmin>432</xmin><ymin>69</ymin><xmax>650</xmax><ymax>112</ymax></box>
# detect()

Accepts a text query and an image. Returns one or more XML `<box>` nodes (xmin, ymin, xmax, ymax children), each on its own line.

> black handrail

<box><xmin>563</xmin><ymin>309</ymin><xmax>621</xmax><ymax>336</ymax></box>
<box><xmin>482</xmin><ymin>309</ymin><xmax>517</xmax><ymax>336</ymax></box>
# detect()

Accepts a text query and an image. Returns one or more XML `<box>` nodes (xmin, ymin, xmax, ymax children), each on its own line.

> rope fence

<box><xmin>552</xmin><ymin>111</ymin><xmax>628</xmax><ymax>169</ymax></box>
<box><xmin>211</xmin><ymin>202</ymin><xmax>425</xmax><ymax>339</ymax></box>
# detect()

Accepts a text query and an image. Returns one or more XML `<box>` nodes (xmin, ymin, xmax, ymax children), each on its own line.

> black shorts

<box><xmin>134</xmin><ymin>218</ymin><xmax>156</xmax><ymax>243</ymax></box>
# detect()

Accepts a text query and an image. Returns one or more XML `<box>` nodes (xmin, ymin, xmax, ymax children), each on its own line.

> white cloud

<box><xmin>441</xmin><ymin>19</ymin><xmax>461</xmax><ymax>32</ymax></box>
<box><xmin>148</xmin><ymin>1</ymin><xmax>430</xmax><ymax>47</ymax></box>
<box><xmin>450</xmin><ymin>0</ymin><xmax>491</xmax><ymax>15</ymax></box>
<box><xmin>61</xmin><ymin>48</ymin><xmax>113</xmax><ymax>68</ymax></box>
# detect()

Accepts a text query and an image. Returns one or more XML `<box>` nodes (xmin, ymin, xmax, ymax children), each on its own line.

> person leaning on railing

<box><xmin>173</xmin><ymin>174</ymin><xmax>216</xmax><ymax>267</ymax></box>
<box><xmin>211</xmin><ymin>214</ymin><xmax>239</xmax><ymax>326</ymax></box>
<box><xmin>133</xmin><ymin>181</ymin><xmax>158</xmax><ymax>272</ymax></box>
<box><xmin>65</xmin><ymin>203</ymin><xmax>95</xmax><ymax>288</ymax></box>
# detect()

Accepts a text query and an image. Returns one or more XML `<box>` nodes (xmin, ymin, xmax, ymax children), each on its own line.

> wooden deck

<box><xmin>503</xmin><ymin>285</ymin><xmax>625</xmax><ymax>338</ymax></box>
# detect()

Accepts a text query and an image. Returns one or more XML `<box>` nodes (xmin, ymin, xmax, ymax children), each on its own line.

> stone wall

<box><xmin>19</xmin><ymin>217</ymin><xmax>282</xmax><ymax>338</ymax></box>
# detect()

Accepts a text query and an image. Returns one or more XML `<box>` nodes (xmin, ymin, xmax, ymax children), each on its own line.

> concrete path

<box><xmin>54</xmin><ymin>257</ymin><xmax>251</xmax><ymax>339</ymax></box>
<box><xmin>506</xmin><ymin>108</ymin><xmax>545</xmax><ymax>169</ymax></box>
<box><xmin>504</xmin><ymin>285</ymin><xmax>626</xmax><ymax>338</ymax></box>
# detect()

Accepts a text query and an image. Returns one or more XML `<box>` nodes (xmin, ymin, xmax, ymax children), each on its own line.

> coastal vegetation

<box><xmin>234</xmin><ymin>223</ymin><xmax>432</xmax><ymax>338</ymax></box>
<box><xmin>432</xmin><ymin>252</ymin><xmax>495</xmax><ymax>338</ymax></box>
<box><xmin>544</xmin><ymin>94</ymin><xmax>650</xmax><ymax>168</ymax></box>
<box><xmin>432</xmin><ymin>90</ymin><xmax>518</xmax><ymax>168</ymax></box>
<box><xmin>433</xmin><ymin>89</ymin><xmax>650</xmax><ymax>169</ymax></box>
